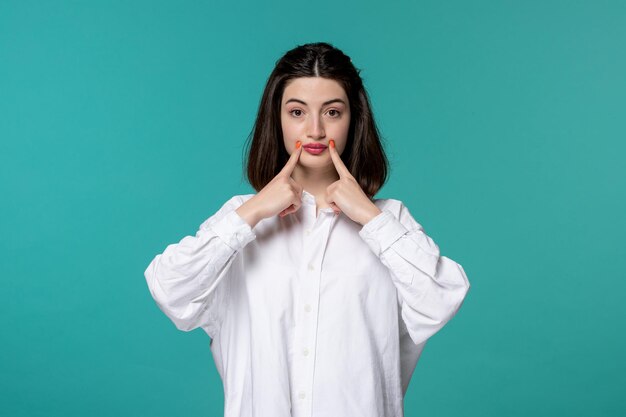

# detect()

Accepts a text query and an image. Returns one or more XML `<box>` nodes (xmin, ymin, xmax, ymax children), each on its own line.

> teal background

<box><xmin>1</xmin><ymin>0</ymin><xmax>624</xmax><ymax>416</ymax></box>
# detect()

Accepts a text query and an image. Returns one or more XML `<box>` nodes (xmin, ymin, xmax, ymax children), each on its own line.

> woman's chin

<box><xmin>299</xmin><ymin>157</ymin><xmax>330</xmax><ymax>169</ymax></box>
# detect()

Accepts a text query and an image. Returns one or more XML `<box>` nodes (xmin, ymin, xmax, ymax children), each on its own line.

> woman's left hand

<box><xmin>326</xmin><ymin>139</ymin><xmax>383</xmax><ymax>226</ymax></box>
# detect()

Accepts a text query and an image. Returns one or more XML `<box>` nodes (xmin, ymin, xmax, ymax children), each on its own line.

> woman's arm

<box><xmin>144</xmin><ymin>195</ymin><xmax>256</xmax><ymax>336</ymax></box>
<box><xmin>358</xmin><ymin>201</ymin><xmax>471</xmax><ymax>346</ymax></box>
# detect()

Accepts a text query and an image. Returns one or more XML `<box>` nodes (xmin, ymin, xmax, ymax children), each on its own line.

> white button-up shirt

<box><xmin>144</xmin><ymin>189</ymin><xmax>470</xmax><ymax>417</ymax></box>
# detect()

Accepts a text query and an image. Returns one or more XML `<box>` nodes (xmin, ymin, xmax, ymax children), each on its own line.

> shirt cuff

<box><xmin>358</xmin><ymin>209</ymin><xmax>409</xmax><ymax>257</ymax></box>
<box><xmin>209</xmin><ymin>209</ymin><xmax>257</xmax><ymax>251</ymax></box>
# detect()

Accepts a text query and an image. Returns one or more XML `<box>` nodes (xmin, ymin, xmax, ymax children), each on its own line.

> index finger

<box><xmin>278</xmin><ymin>140</ymin><xmax>303</xmax><ymax>177</ymax></box>
<box><xmin>328</xmin><ymin>139</ymin><xmax>353</xmax><ymax>179</ymax></box>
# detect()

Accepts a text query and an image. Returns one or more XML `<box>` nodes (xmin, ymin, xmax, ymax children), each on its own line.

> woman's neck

<box><xmin>291</xmin><ymin>164</ymin><xmax>340</xmax><ymax>204</ymax></box>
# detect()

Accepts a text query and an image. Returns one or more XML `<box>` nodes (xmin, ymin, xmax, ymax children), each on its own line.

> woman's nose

<box><xmin>306</xmin><ymin>115</ymin><xmax>325</xmax><ymax>139</ymax></box>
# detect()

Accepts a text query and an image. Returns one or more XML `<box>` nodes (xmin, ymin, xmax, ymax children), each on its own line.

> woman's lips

<box><xmin>303</xmin><ymin>144</ymin><xmax>327</xmax><ymax>155</ymax></box>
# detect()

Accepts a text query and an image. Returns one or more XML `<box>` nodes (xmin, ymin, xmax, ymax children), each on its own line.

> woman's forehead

<box><xmin>282</xmin><ymin>77</ymin><xmax>347</xmax><ymax>104</ymax></box>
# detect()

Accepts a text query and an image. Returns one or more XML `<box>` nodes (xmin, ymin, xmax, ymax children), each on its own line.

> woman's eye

<box><xmin>289</xmin><ymin>109</ymin><xmax>341</xmax><ymax>118</ymax></box>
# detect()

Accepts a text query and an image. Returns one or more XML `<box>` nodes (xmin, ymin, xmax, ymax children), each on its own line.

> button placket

<box><xmin>292</xmin><ymin>202</ymin><xmax>317</xmax><ymax>415</ymax></box>
<box><xmin>292</xmin><ymin>193</ymin><xmax>338</xmax><ymax>417</ymax></box>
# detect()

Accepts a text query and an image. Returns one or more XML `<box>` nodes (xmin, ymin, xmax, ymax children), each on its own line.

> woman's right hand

<box><xmin>236</xmin><ymin>141</ymin><xmax>304</xmax><ymax>227</ymax></box>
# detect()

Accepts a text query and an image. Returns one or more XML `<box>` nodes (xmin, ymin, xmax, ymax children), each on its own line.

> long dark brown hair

<box><xmin>242</xmin><ymin>42</ymin><xmax>389</xmax><ymax>198</ymax></box>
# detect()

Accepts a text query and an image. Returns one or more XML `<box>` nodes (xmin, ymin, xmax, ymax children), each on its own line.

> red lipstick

<box><xmin>303</xmin><ymin>143</ymin><xmax>327</xmax><ymax>155</ymax></box>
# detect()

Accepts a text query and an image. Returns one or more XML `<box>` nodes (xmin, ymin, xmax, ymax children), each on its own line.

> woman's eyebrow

<box><xmin>285</xmin><ymin>98</ymin><xmax>346</xmax><ymax>106</ymax></box>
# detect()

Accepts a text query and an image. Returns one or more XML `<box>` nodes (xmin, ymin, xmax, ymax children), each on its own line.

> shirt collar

<box><xmin>302</xmin><ymin>189</ymin><xmax>316</xmax><ymax>204</ymax></box>
<box><xmin>302</xmin><ymin>189</ymin><xmax>335</xmax><ymax>214</ymax></box>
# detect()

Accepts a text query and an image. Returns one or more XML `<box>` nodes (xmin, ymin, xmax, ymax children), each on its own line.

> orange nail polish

<box><xmin>329</xmin><ymin>139</ymin><xmax>335</xmax><ymax>148</ymax></box>
<box><xmin>296</xmin><ymin>141</ymin><xmax>301</xmax><ymax>149</ymax></box>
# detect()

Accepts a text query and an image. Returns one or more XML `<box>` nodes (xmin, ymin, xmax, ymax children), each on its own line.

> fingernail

<box><xmin>329</xmin><ymin>139</ymin><xmax>335</xmax><ymax>148</ymax></box>
<box><xmin>296</xmin><ymin>141</ymin><xmax>301</xmax><ymax>149</ymax></box>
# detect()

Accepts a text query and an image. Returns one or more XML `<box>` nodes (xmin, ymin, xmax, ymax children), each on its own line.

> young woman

<box><xmin>144</xmin><ymin>42</ymin><xmax>471</xmax><ymax>417</ymax></box>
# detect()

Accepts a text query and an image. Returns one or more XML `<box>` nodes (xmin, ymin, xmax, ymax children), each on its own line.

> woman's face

<box><xmin>281</xmin><ymin>77</ymin><xmax>351</xmax><ymax>169</ymax></box>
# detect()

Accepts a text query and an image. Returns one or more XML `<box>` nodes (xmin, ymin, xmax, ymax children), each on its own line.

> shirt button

<box><xmin>308</xmin><ymin>264</ymin><xmax>314</xmax><ymax>271</ymax></box>
<box><xmin>298</xmin><ymin>391</ymin><xmax>306</xmax><ymax>399</ymax></box>
<box><xmin>305</xmin><ymin>229</ymin><xmax>311</xmax><ymax>235</ymax></box>
<box><xmin>304</xmin><ymin>304</ymin><xmax>312</xmax><ymax>312</ymax></box>
<box><xmin>302</xmin><ymin>348</ymin><xmax>309</xmax><ymax>356</ymax></box>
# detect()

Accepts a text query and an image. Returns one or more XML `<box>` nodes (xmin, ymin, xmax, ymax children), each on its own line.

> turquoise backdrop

<box><xmin>1</xmin><ymin>1</ymin><xmax>624</xmax><ymax>416</ymax></box>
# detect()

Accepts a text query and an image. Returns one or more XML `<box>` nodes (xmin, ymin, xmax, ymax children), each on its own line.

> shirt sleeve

<box><xmin>358</xmin><ymin>202</ymin><xmax>471</xmax><ymax>346</ymax></box>
<box><xmin>144</xmin><ymin>195</ymin><xmax>256</xmax><ymax>336</ymax></box>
